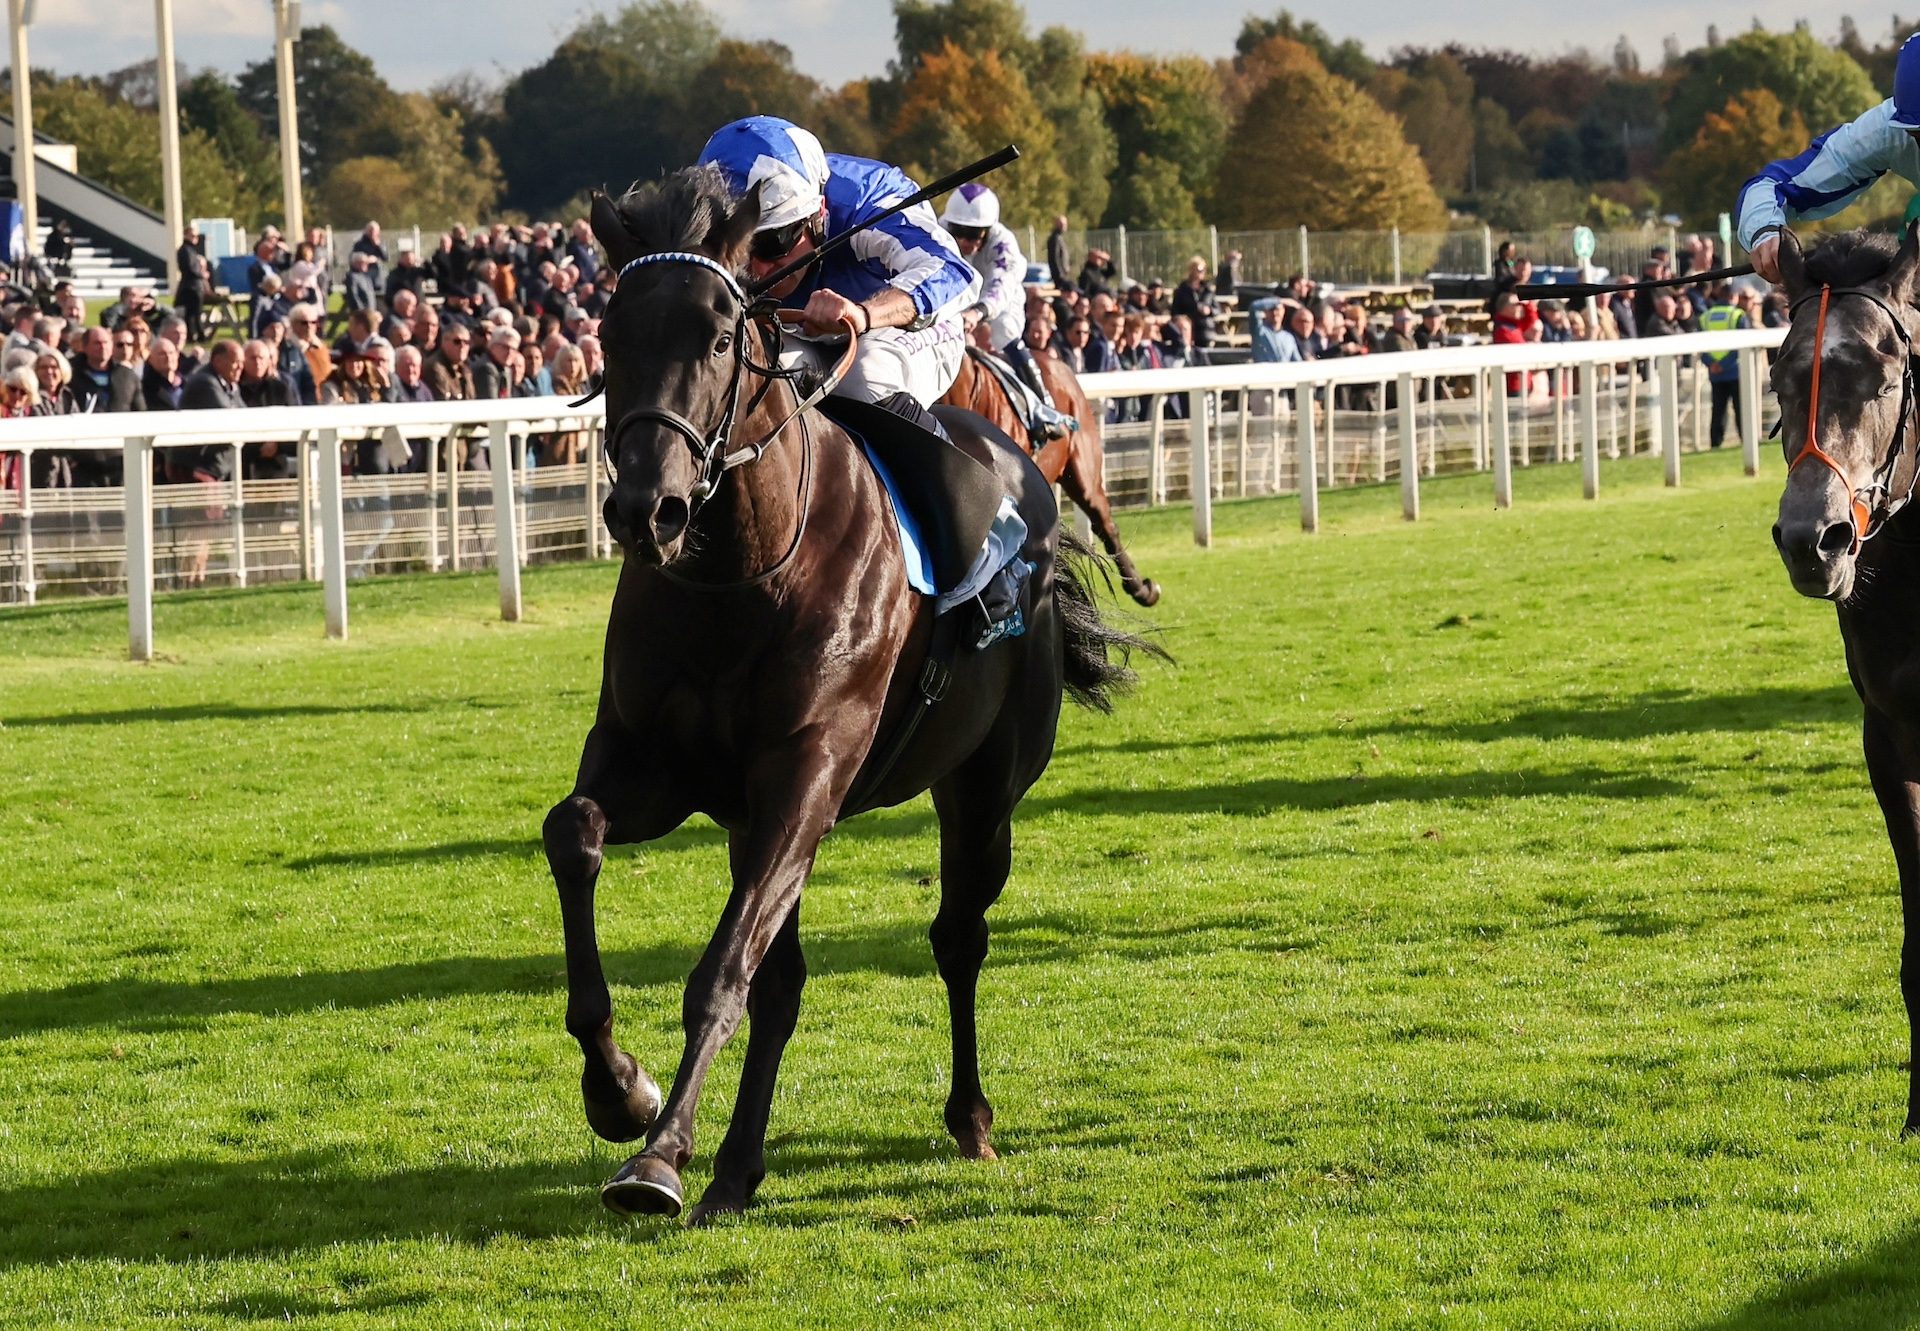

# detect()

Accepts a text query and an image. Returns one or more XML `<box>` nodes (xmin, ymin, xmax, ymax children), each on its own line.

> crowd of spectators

<box><xmin>1026</xmin><ymin>225</ymin><xmax>1779</xmax><ymax>434</ymax></box>
<box><xmin>1</xmin><ymin>216</ymin><xmax>615</xmax><ymax>497</ymax></box>
<box><xmin>0</xmin><ymin>217</ymin><xmax>1785</xmax><ymax>509</ymax></box>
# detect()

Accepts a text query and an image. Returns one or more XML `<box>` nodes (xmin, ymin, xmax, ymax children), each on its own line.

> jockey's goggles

<box><xmin>750</xmin><ymin>219</ymin><xmax>812</xmax><ymax>263</ymax></box>
<box><xmin>946</xmin><ymin>223</ymin><xmax>987</xmax><ymax>243</ymax></box>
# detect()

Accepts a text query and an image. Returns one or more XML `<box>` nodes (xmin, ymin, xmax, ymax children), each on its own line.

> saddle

<box><xmin>965</xmin><ymin>346</ymin><xmax>1053</xmax><ymax>452</ymax></box>
<box><xmin>816</xmin><ymin>395</ymin><xmax>1006</xmax><ymax>596</ymax></box>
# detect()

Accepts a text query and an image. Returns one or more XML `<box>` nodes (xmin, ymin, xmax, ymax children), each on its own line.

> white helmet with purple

<box><xmin>697</xmin><ymin>116</ymin><xmax>830</xmax><ymax>231</ymax></box>
<box><xmin>941</xmin><ymin>183</ymin><xmax>1000</xmax><ymax>231</ymax></box>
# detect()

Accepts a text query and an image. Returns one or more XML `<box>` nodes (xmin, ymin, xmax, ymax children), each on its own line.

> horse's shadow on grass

<box><xmin>1686</xmin><ymin>1218</ymin><xmax>1920</xmax><ymax>1331</ymax></box>
<box><xmin>1</xmin><ymin>905</ymin><xmax>1290</xmax><ymax>1041</ymax></box>
<box><xmin>1</xmin><ymin>700</ymin><xmax>425</xmax><ymax>728</ymax></box>
<box><xmin>0</xmin><ymin>1115</ymin><xmax>1139</xmax><ymax>1266</ymax></box>
<box><xmin>1059</xmin><ymin>684</ymin><xmax>1859</xmax><ymax>759</ymax></box>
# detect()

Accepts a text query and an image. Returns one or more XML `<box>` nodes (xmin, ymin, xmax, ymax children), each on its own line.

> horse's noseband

<box><xmin>1786</xmin><ymin>283</ymin><xmax>1920</xmax><ymax>552</ymax></box>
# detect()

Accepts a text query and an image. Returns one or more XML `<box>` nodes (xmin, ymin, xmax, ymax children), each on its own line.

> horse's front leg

<box><xmin>544</xmin><ymin>724</ymin><xmax>689</xmax><ymax>1144</ymax></box>
<box><xmin>601</xmin><ymin>760</ymin><xmax>839</xmax><ymax>1217</ymax></box>
<box><xmin>1861</xmin><ymin>706</ymin><xmax>1920</xmax><ymax>1134</ymax></box>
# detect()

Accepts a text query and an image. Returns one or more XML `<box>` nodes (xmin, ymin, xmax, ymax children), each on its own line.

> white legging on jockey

<box><xmin>983</xmin><ymin>304</ymin><xmax>1023</xmax><ymax>352</ymax></box>
<box><xmin>778</xmin><ymin>318</ymin><xmax>965</xmax><ymax>407</ymax></box>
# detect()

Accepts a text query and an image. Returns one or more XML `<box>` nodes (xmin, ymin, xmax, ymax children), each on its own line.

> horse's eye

<box><xmin>714</xmin><ymin>333</ymin><xmax>732</xmax><ymax>357</ymax></box>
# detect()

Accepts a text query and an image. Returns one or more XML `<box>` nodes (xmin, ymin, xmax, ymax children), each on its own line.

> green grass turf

<box><xmin>3</xmin><ymin>447</ymin><xmax>1918</xmax><ymax>1329</ymax></box>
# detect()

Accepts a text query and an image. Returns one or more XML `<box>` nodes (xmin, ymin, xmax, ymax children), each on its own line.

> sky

<box><xmin>34</xmin><ymin>0</ymin><xmax>1867</xmax><ymax>93</ymax></box>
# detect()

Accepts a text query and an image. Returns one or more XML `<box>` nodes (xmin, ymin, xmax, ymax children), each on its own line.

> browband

<box><xmin>618</xmin><ymin>251</ymin><xmax>745</xmax><ymax>303</ymax></box>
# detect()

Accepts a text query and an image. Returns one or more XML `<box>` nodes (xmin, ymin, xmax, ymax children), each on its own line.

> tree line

<box><xmin>6</xmin><ymin>1</ymin><xmax>1900</xmax><ymax>236</ymax></box>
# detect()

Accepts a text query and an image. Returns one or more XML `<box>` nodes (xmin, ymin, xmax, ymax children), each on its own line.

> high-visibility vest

<box><xmin>1700</xmin><ymin>304</ymin><xmax>1743</xmax><ymax>363</ymax></box>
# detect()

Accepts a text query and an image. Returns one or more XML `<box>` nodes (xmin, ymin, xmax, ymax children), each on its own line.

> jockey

<box><xmin>1738</xmin><ymin>31</ymin><xmax>1920</xmax><ymax>283</ymax></box>
<box><xmin>697</xmin><ymin>116</ymin><xmax>980</xmax><ymax>442</ymax></box>
<box><xmin>940</xmin><ymin>184</ymin><xmax>1075</xmax><ymax>440</ymax></box>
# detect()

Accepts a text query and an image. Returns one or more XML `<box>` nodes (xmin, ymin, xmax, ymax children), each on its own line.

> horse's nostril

<box><xmin>1817</xmin><ymin>521</ymin><xmax>1856</xmax><ymax>556</ymax></box>
<box><xmin>1771</xmin><ymin>523</ymin><xmax>1785</xmax><ymax>551</ymax></box>
<box><xmin>651</xmin><ymin>495</ymin><xmax>689</xmax><ymax>545</ymax></box>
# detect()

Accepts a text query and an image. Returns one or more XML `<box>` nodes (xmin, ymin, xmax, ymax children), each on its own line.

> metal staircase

<box><xmin>38</xmin><ymin>222</ymin><xmax>166</xmax><ymax>302</ymax></box>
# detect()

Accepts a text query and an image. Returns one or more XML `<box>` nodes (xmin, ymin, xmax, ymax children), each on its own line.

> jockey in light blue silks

<box><xmin>697</xmin><ymin>116</ymin><xmax>980</xmax><ymax>442</ymax></box>
<box><xmin>939</xmin><ymin>184</ymin><xmax>1074</xmax><ymax>440</ymax></box>
<box><xmin>1738</xmin><ymin>31</ymin><xmax>1920</xmax><ymax>284</ymax></box>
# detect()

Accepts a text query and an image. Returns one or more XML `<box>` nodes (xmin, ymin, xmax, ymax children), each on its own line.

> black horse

<box><xmin>542</xmin><ymin>165</ymin><xmax>1160</xmax><ymax>1222</ymax></box>
<box><xmin>1770</xmin><ymin>224</ymin><xmax>1920</xmax><ymax>1135</ymax></box>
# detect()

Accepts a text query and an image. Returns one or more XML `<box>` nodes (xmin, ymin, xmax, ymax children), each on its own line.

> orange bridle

<box><xmin>1785</xmin><ymin>283</ymin><xmax>1919</xmax><ymax>552</ymax></box>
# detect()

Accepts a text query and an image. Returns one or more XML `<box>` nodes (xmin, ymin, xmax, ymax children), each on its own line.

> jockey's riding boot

<box><xmin>875</xmin><ymin>390</ymin><xmax>953</xmax><ymax>444</ymax></box>
<box><xmin>1006</xmin><ymin>344</ymin><xmax>1075</xmax><ymax>440</ymax></box>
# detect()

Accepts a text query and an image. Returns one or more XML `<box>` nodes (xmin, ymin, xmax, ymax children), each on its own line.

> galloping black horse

<box><xmin>542</xmin><ymin>165</ymin><xmax>1159</xmax><ymax>1221</ymax></box>
<box><xmin>1770</xmin><ymin>224</ymin><xmax>1920</xmax><ymax>1135</ymax></box>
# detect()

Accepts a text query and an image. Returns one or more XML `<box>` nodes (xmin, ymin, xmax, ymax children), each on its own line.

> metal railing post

<box><xmin>1491</xmin><ymin>372</ymin><xmax>1512</xmax><ymax>509</ymax></box>
<box><xmin>230</xmin><ymin>444</ymin><xmax>247</xmax><ymax>586</ymax></box>
<box><xmin>1580</xmin><ymin>363</ymin><xmax>1599</xmax><ymax>500</ymax></box>
<box><xmin>490</xmin><ymin>418</ymin><xmax>522</xmax><ymax>621</ymax></box>
<box><xmin>1299</xmin><ymin>225</ymin><xmax>1310</xmax><ymax>280</ymax></box>
<box><xmin>17</xmin><ymin>447</ymin><xmax>34</xmax><ymax>606</ymax></box>
<box><xmin>1398</xmin><ymin>373</ymin><xmax>1418</xmax><ymax>520</ymax></box>
<box><xmin>1391</xmin><ymin>227</ymin><xmax>1402</xmax><ymax>286</ymax></box>
<box><xmin>1297</xmin><ymin>384</ymin><xmax>1318</xmax><ymax>533</ymax></box>
<box><xmin>317</xmin><ymin>427</ymin><xmax>348</xmax><ymax>639</ymax></box>
<box><xmin>1659</xmin><ymin>354</ymin><xmax>1682</xmax><ymax>487</ymax></box>
<box><xmin>1188</xmin><ymin>388</ymin><xmax>1211</xmax><ymax>548</ymax></box>
<box><xmin>1148</xmin><ymin>395</ymin><xmax>1166</xmax><ymax>505</ymax></box>
<box><xmin>1481</xmin><ymin>225</ymin><xmax>1493</xmax><ymax>277</ymax></box>
<box><xmin>1115</xmin><ymin>224</ymin><xmax>1129</xmax><ymax>286</ymax></box>
<box><xmin>448</xmin><ymin>433</ymin><xmax>462</xmax><ymax>572</ymax></box>
<box><xmin>126</xmin><ymin>438</ymin><xmax>154</xmax><ymax>661</ymax></box>
<box><xmin>1739</xmin><ymin>348</ymin><xmax>1762</xmax><ymax>476</ymax></box>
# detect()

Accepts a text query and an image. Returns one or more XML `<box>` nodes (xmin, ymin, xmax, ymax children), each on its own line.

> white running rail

<box><xmin>0</xmin><ymin>327</ymin><xmax>1786</xmax><ymax>658</ymax></box>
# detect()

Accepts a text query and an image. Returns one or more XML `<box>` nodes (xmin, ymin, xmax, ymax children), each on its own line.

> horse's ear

<box><xmin>1777</xmin><ymin>226</ymin><xmax>1807</xmax><ymax>299</ymax></box>
<box><xmin>589</xmin><ymin>190</ymin><xmax>643</xmax><ymax>274</ymax></box>
<box><xmin>715</xmin><ymin>181</ymin><xmax>765</xmax><ymax>271</ymax></box>
<box><xmin>1890</xmin><ymin>218</ymin><xmax>1920</xmax><ymax>305</ymax></box>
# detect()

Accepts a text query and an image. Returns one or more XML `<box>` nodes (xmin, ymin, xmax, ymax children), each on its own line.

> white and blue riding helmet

<box><xmin>1891</xmin><ymin>32</ymin><xmax>1920</xmax><ymax>129</ymax></box>
<box><xmin>941</xmin><ymin>183</ymin><xmax>1000</xmax><ymax>230</ymax></box>
<box><xmin>696</xmin><ymin>116</ymin><xmax>830</xmax><ymax>232</ymax></box>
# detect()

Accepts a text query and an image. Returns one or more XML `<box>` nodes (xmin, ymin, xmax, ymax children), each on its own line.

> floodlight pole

<box><xmin>272</xmin><ymin>0</ymin><xmax>303</xmax><ymax>239</ymax></box>
<box><xmin>154</xmin><ymin>0</ymin><xmax>183</xmax><ymax>288</ymax></box>
<box><xmin>8</xmin><ymin>0</ymin><xmax>36</xmax><ymax>263</ymax></box>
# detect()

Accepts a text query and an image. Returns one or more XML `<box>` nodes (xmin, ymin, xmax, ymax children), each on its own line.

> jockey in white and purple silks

<box><xmin>1738</xmin><ymin>31</ymin><xmax>1920</xmax><ymax>284</ymax></box>
<box><xmin>697</xmin><ymin>115</ymin><xmax>980</xmax><ymax>442</ymax></box>
<box><xmin>940</xmin><ymin>184</ymin><xmax>1074</xmax><ymax>440</ymax></box>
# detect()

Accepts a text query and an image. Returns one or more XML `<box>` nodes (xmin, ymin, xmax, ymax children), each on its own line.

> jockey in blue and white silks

<box><xmin>1737</xmin><ymin>31</ymin><xmax>1920</xmax><ymax>284</ymax></box>
<box><xmin>940</xmin><ymin>183</ymin><xmax>1073</xmax><ymax>439</ymax></box>
<box><xmin>697</xmin><ymin>116</ymin><xmax>980</xmax><ymax>431</ymax></box>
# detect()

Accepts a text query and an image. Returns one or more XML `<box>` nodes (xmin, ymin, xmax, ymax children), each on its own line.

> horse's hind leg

<box><xmin>688</xmin><ymin>904</ymin><xmax>806</xmax><ymax>1225</ymax></box>
<box><xmin>1864</xmin><ymin>707</ymin><xmax>1920</xmax><ymax>1134</ymax></box>
<box><xmin>1061</xmin><ymin>436</ymin><xmax>1160</xmax><ymax>608</ymax></box>
<box><xmin>930</xmin><ymin>770</ymin><xmax>1017</xmax><ymax>1160</ymax></box>
<box><xmin>544</xmin><ymin>726</ymin><xmax>685</xmax><ymax>1144</ymax></box>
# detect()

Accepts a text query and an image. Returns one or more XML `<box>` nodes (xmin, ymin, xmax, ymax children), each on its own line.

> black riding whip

<box><xmin>745</xmin><ymin>143</ymin><xmax>1022</xmax><ymax>299</ymax></box>
<box><xmin>1513</xmin><ymin>262</ymin><xmax>1757</xmax><ymax>302</ymax></box>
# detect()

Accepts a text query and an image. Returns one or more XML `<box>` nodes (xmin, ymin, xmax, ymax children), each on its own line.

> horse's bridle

<box><xmin>1786</xmin><ymin>283</ymin><xmax>1920</xmax><ymax>552</ymax></box>
<box><xmin>601</xmin><ymin>251</ymin><xmax>853</xmax><ymax>512</ymax></box>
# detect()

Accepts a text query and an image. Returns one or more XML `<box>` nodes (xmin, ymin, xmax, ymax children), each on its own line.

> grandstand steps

<box><xmin>37</xmin><ymin>224</ymin><xmax>165</xmax><ymax>304</ymax></box>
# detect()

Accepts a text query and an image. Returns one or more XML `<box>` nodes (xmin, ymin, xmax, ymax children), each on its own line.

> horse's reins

<box><xmin>601</xmin><ymin>251</ymin><xmax>855</xmax><ymax>516</ymax></box>
<box><xmin>1785</xmin><ymin>283</ymin><xmax>1920</xmax><ymax>553</ymax></box>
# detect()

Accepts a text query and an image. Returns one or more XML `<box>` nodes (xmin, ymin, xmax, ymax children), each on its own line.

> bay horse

<box><xmin>942</xmin><ymin>348</ymin><xmax>1161</xmax><ymax>607</ymax></box>
<box><xmin>543</xmin><ymin>166</ymin><xmax>1160</xmax><ymax>1223</ymax></box>
<box><xmin>1769</xmin><ymin>224</ymin><xmax>1920</xmax><ymax>1135</ymax></box>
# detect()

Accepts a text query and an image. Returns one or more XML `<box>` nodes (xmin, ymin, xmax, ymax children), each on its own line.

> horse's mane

<box><xmin>604</xmin><ymin>165</ymin><xmax>757</xmax><ymax>268</ymax></box>
<box><xmin>1804</xmin><ymin>229</ymin><xmax>1901</xmax><ymax>288</ymax></box>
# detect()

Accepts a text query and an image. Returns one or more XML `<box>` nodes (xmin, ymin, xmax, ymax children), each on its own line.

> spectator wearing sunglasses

<box><xmin>424</xmin><ymin>322</ymin><xmax>476</xmax><ymax>403</ymax></box>
<box><xmin>697</xmin><ymin>115</ymin><xmax>980</xmax><ymax>441</ymax></box>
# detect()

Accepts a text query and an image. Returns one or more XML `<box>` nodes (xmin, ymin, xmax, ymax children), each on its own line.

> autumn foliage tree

<box><xmin>1210</xmin><ymin>39</ymin><xmax>1445</xmax><ymax>231</ymax></box>
<box><xmin>886</xmin><ymin>41</ymin><xmax>1066</xmax><ymax>228</ymax></box>
<box><xmin>1085</xmin><ymin>53</ymin><xmax>1227</xmax><ymax>228</ymax></box>
<box><xmin>1662</xmin><ymin>88</ymin><xmax>1808</xmax><ymax>228</ymax></box>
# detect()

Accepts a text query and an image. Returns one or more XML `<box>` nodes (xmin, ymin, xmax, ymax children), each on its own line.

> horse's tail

<box><xmin>1053</xmin><ymin>534</ymin><xmax>1169</xmax><ymax>712</ymax></box>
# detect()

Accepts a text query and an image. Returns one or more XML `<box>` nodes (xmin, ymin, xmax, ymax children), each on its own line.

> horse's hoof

<box><xmin>581</xmin><ymin>1059</ymin><xmax>662</xmax><ymax>1144</ymax></box>
<box><xmin>601</xmin><ymin>1155</ymin><xmax>684</xmax><ymax>1218</ymax></box>
<box><xmin>1131</xmin><ymin>579</ymin><xmax>1161</xmax><ymax>608</ymax></box>
<box><xmin>686</xmin><ymin>1196</ymin><xmax>745</xmax><ymax>1227</ymax></box>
